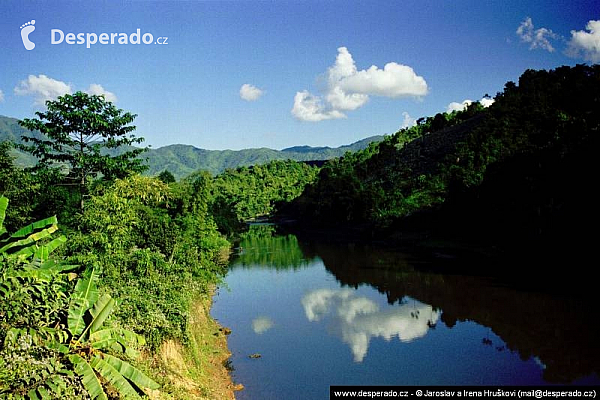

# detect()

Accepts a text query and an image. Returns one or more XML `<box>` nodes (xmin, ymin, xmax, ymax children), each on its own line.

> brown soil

<box><xmin>146</xmin><ymin>289</ymin><xmax>237</xmax><ymax>399</ymax></box>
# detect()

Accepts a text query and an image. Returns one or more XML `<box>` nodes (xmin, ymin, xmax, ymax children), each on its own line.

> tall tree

<box><xmin>19</xmin><ymin>91</ymin><xmax>148</xmax><ymax>210</ymax></box>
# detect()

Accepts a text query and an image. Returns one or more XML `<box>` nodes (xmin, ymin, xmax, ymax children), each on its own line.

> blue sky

<box><xmin>1</xmin><ymin>1</ymin><xmax>598</xmax><ymax>150</ymax></box>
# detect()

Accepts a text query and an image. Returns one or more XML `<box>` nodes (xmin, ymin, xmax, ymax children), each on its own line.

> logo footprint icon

<box><xmin>20</xmin><ymin>20</ymin><xmax>36</xmax><ymax>50</ymax></box>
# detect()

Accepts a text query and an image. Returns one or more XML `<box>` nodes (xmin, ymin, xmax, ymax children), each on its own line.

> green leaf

<box><xmin>46</xmin><ymin>340</ymin><xmax>69</xmax><ymax>354</ymax></box>
<box><xmin>33</xmin><ymin>235</ymin><xmax>67</xmax><ymax>261</ymax></box>
<box><xmin>101</xmin><ymin>353</ymin><xmax>160</xmax><ymax>391</ymax></box>
<box><xmin>68</xmin><ymin>297</ymin><xmax>90</xmax><ymax>338</ymax></box>
<box><xmin>69</xmin><ymin>354</ymin><xmax>107</xmax><ymax>400</ymax></box>
<box><xmin>10</xmin><ymin>215</ymin><xmax>58</xmax><ymax>238</ymax></box>
<box><xmin>89</xmin><ymin>294</ymin><xmax>115</xmax><ymax>334</ymax></box>
<box><xmin>90</xmin><ymin>355</ymin><xmax>142</xmax><ymax>399</ymax></box>
<box><xmin>68</xmin><ymin>268</ymin><xmax>100</xmax><ymax>337</ymax></box>
<box><xmin>120</xmin><ymin>328</ymin><xmax>146</xmax><ymax>347</ymax></box>
<box><xmin>89</xmin><ymin>329</ymin><xmax>117</xmax><ymax>350</ymax></box>
<box><xmin>0</xmin><ymin>225</ymin><xmax>58</xmax><ymax>254</ymax></box>
<box><xmin>0</xmin><ymin>196</ymin><xmax>7</xmax><ymax>235</ymax></box>
<box><xmin>37</xmin><ymin>386</ymin><xmax>50</xmax><ymax>400</ymax></box>
<box><xmin>28</xmin><ymin>388</ymin><xmax>40</xmax><ymax>400</ymax></box>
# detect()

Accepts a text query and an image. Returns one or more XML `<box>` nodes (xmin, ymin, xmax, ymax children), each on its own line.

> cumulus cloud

<box><xmin>326</xmin><ymin>85</ymin><xmax>369</xmax><ymax>111</ymax></box>
<box><xmin>14</xmin><ymin>75</ymin><xmax>120</xmax><ymax>106</ymax></box>
<box><xmin>292</xmin><ymin>90</ymin><xmax>346</xmax><ymax>122</ymax></box>
<box><xmin>14</xmin><ymin>74</ymin><xmax>72</xmax><ymax>105</ymax></box>
<box><xmin>240</xmin><ymin>83</ymin><xmax>264</xmax><ymax>101</ymax></box>
<box><xmin>480</xmin><ymin>97</ymin><xmax>495</xmax><ymax>108</ymax></box>
<box><xmin>292</xmin><ymin>47</ymin><xmax>428</xmax><ymax>122</ymax></box>
<box><xmin>302</xmin><ymin>289</ymin><xmax>439</xmax><ymax>362</ymax></box>
<box><xmin>566</xmin><ymin>20</ymin><xmax>600</xmax><ymax>62</ymax></box>
<box><xmin>86</xmin><ymin>83</ymin><xmax>117</xmax><ymax>103</ymax></box>
<box><xmin>516</xmin><ymin>17</ymin><xmax>558</xmax><ymax>52</ymax></box>
<box><xmin>446</xmin><ymin>99</ymin><xmax>473</xmax><ymax>113</ymax></box>
<box><xmin>0</xmin><ymin>90</ymin><xmax>4</xmax><ymax>102</ymax></box>
<box><xmin>401</xmin><ymin>112</ymin><xmax>416</xmax><ymax>129</ymax></box>
<box><xmin>446</xmin><ymin>97</ymin><xmax>494</xmax><ymax>113</ymax></box>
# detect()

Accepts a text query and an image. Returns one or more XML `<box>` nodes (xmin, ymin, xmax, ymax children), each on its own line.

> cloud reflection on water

<box><xmin>252</xmin><ymin>316</ymin><xmax>275</xmax><ymax>334</ymax></box>
<box><xmin>302</xmin><ymin>288</ymin><xmax>439</xmax><ymax>362</ymax></box>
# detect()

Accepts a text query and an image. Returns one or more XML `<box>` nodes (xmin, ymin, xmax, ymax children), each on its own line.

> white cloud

<box><xmin>446</xmin><ymin>97</ymin><xmax>494</xmax><ymax>113</ymax></box>
<box><xmin>14</xmin><ymin>76</ymin><xmax>120</xmax><ymax>106</ymax></box>
<box><xmin>292</xmin><ymin>90</ymin><xmax>346</xmax><ymax>122</ymax></box>
<box><xmin>446</xmin><ymin>99</ymin><xmax>473</xmax><ymax>113</ymax></box>
<box><xmin>14</xmin><ymin>74</ymin><xmax>72</xmax><ymax>105</ymax></box>
<box><xmin>292</xmin><ymin>47</ymin><xmax>428</xmax><ymax>122</ymax></box>
<box><xmin>339</xmin><ymin>64</ymin><xmax>428</xmax><ymax>98</ymax></box>
<box><xmin>401</xmin><ymin>112</ymin><xmax>416</xmax><ymax>129</ymax></box>
<box><xmin>0</xmin><ymin>89</ymin><xmax>4</xmax><ymax>102</ymax></box>
<box><xmin>480</xmin><ymin>97</ymin><xmax>495</xmax><ymax>108</ymax></box>
<box><xmin>516</xmin><ymin>17</ymin><xmax>558</xmax><ymax>52</ymax></box>
<box><xmin>566</xmin><ymin>20</ymin><xmax>600</xmax><ymax>62</ymax></box>
<box><xmin>302</xmin><ymin>289</ymin><xmax>439</xmax><ymax>362</ymax></box>
<box><xmin>326</xmin><ymin>85</ymin><xmax>369</xmax><ymax>111</ymax></box>
<box><xmin>240</xmin><ymin>83</ymin><xmax>264</xmax><ymax>101</ymax></box>
<box><xmin>86</xmin><ymin>83</ymin><xmax>117</xmax><ymax>103</ymax></box>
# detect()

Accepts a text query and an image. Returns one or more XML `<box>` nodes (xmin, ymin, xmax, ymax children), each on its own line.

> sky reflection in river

<box><xmin>252</xmin><ymin>316</ymin><xmax>275</xmax><ymax>334</ymax></box>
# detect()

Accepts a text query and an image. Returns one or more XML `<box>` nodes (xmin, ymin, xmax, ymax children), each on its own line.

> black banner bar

<box><xmin>330</xmin><ymin>386</ymin><xmax>599</xmax><ymax>399</ymax></box>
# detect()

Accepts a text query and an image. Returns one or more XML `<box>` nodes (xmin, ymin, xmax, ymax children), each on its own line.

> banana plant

<box><xmin>66</xmin><ymin>267</ymin><xmax>159</xmax><ymax>399</ymax></box>
<box><xmin>1</xmin><ymin>196</ymin><xmax>80</xmax><ymax>399</ymax></box>
<box><xmin>0</xmin><ymin>196</ymin><xmax>67</xmax><ymax>263</ymax></box>
<box><xmin>1</xmin><ymin>196</ymin><xmax>76</xmax><ymax>317</ymax></box>
<box><xmin>1</xmin><ymin>196</ymin><xmax>159</xmax><ymax>398</ymax></box>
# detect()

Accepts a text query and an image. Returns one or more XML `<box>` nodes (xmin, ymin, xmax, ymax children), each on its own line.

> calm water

<box><xmin>211</xmin><ymin>226</ymin><xmax>600</xmax><ymax>399</ymax></box>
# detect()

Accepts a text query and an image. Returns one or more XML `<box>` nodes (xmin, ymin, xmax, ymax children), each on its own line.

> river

<box><xmin>211</xmin><ymin>225</ymin><xmax>600</xmax><ymax>399</ymax></box>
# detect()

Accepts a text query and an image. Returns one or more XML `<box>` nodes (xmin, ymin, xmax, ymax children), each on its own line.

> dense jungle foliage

<box><xmin>0</xmin><ymin>95</ymin><xmax>230</xmax><ymax>399</ymax></box>
<box><xmin>211</xmin><ymin>160</ymin><xmax>319</xmax><ymax>233</ymax></box>
<box><xmin>286</xmin><ymin>65</ymin><xmax>600</xmax><ymax>256</ymax></box>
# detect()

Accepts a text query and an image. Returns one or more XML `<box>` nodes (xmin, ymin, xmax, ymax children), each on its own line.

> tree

<box><xmin>157</xmin><ymin>169</ymin><xmax>176</xmax><ymax>184</ymax></box>
<box><xmin>19</xmin><ymin>92</ymin><xmax>148</xmax><ymax>210</ymax></box>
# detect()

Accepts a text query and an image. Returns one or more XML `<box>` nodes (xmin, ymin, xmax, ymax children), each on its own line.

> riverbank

<box><xmin>141</xmin><ymin>289</ymin><xmax>237</xmax><ymax>399</ymax></box>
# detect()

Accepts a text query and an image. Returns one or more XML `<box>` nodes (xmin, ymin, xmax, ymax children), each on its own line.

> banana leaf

<box><xmin>88</xmin><ymin>294</ymin><xmax>115</xmax><ymax>335</ymax></box>
<box><xmin>69</xmin><ymin>354</ymin><xmax>107</xmax><ymax>400</ymax></box>
<box><xmin>68</xmin><ymin>268</ymin><xmax>100</xmax><ymax>337</ymax></box>
<box><xmin>89</xmin><ymin>328</ymin><xmax>117</xmax><ymax>350</ymax></box>
<box><xmin>33</xmin><ymin>235</ymin><xmax>67</xmax><ymax>261</ymax></box>
<box><xmin>90</xmin><ymin>355</ymin><xmax>142</xmax><ymax>399</ymax></box>
<box><xmin>101</xmin><ymin>353</ymin><xmax>160</xmax><ymax>390</ymax></box>
<box><xmin>9</xmin><ymin>215</ymin><xmax>58</xmax><ymax>238</ymax></box>
<box><xmin>0</xmin><ymin>225</ymin><xmax>58</xmax><ymax>254</ymax></box>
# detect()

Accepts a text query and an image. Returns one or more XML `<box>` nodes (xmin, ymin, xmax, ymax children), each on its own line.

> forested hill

<box><xmin>0</xmin><ymin>115</ymin><xmax>382</xmax><ymax>179</ymax></box>
<box><xmin>286</xmin><ymin>64</ymin><xmax>600</xmax><ymax>261</ymax></box>
<box><xmin>143</xmin><ymin>136</ymin><xmax>383</xmax><ymax>178</ymax></box>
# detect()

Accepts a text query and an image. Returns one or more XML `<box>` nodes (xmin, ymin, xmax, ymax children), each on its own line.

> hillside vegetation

<box><xmin>285</xmin><ymin>65</ymin><xmax>600</xmax><ymax>259</ymax></box>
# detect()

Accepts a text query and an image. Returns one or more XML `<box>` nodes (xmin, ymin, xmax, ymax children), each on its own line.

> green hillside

<box><xmin>285</xmin><ymin>65</ymin><xmax>600</xmax><ymax>261</ymax></box>
<box><xmin>0</xmin><ymin>115</ymin><xmax>382</xmax><ymax>179</ymax></box>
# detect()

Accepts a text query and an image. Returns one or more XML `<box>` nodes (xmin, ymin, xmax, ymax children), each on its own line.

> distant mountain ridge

<box><xmin>0</xmin><ymin>114</ymin><xmax>383</xmax><ymax>179</ymax></box>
